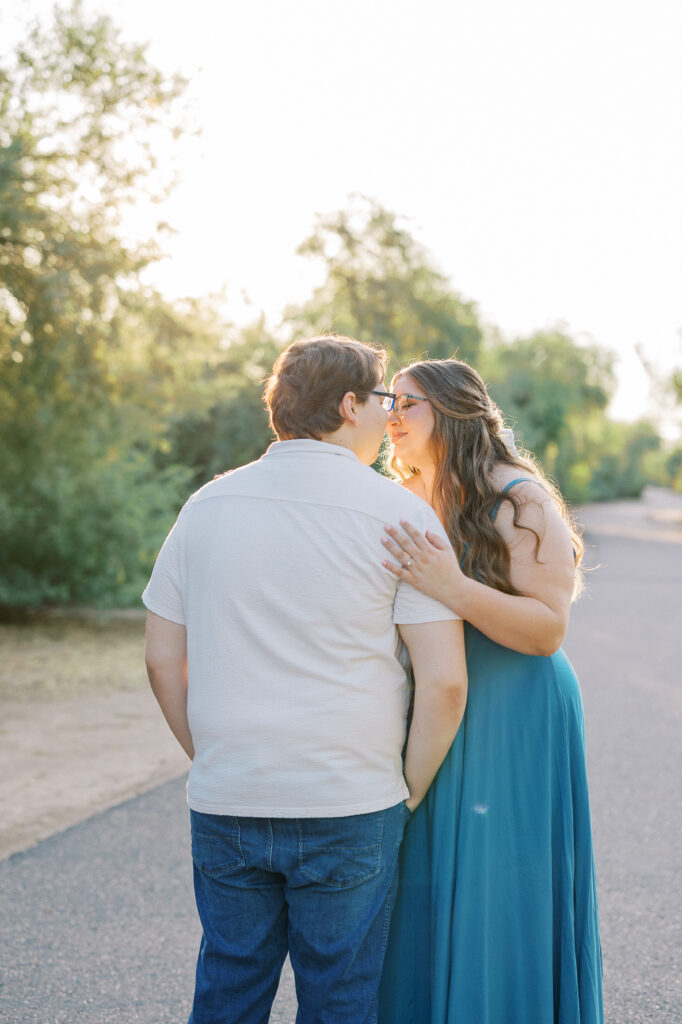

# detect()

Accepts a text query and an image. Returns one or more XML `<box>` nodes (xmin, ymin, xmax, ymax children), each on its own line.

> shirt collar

<box><xmin>263</xmin><ymin>439</ymin><xmax>361</xmax><ymax>463</ymax></box>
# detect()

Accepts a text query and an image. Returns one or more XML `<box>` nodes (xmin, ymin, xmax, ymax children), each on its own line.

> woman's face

<box><xmin>387</xmin><ymin>373</ymin><xmax>436</xmax><ymax>469</ymax></box>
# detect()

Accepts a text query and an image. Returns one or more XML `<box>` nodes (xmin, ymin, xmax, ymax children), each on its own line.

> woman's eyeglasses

<box><xmin>371</xmin><ymin>391</ymin><xmax>430</xmax><ymax>416</ymax></box>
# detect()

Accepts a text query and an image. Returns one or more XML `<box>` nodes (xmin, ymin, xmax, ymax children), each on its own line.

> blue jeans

<box><xmin>187</xmin><ymin>802</ymin><xmax>408</xmax><ymax>1024</ymax></box>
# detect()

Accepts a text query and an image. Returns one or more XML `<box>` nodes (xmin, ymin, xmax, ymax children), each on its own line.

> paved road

<box><xmin>563</xmin><ymin>501</ymin><xmax>681</xmax><ymax>1022</ymax></box>
<box><xmin>1</xmin><ymin>500</ymin><xmax>680</xmax><ymax>1023</ymax></box>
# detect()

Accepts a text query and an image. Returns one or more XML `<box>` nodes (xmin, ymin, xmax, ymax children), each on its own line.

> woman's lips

<box><xmin>390</xmin><ymin>432</ymin><xmax>406</xmax><ymax>443</ymax></box>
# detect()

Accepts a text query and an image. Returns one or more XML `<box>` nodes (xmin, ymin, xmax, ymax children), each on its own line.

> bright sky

<box><xmin>4</xmin><ymin>0</ymin><xmax>681</xmax><ymax>427</ymax></box>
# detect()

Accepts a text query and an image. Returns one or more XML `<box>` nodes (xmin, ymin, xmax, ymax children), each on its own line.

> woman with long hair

<box><xmin>377</xmin><ymin>358</ymin><xmax>603</xmax><ymax>1023</ymax></box>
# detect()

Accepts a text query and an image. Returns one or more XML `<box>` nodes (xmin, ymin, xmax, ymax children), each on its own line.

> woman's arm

<box><xmin>382</xmin><ymin>485</ymin><xmax>576</xmax><ymax>656</ymax></box>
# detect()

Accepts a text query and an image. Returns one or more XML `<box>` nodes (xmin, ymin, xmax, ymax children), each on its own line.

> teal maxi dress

<box><xmin>378</xmin><ymin>480</ymin><xmax>604</xmax><ymax>1024</ymax></box>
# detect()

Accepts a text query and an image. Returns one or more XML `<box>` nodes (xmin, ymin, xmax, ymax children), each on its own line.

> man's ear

<box><xmin>338</xmin><ymin>391</ymin><xmax>360</xmax><ymax>426</ymax></box>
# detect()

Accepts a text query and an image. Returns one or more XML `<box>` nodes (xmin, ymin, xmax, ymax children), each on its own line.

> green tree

<box><xmin>483</xmin><ymin>329</ymin><xmax>616</xmax><ymax>486</ymax></box>
<box><xmin>557</xmin><ymin>417</ymin><xmax>662</xmax><ymax>502</ymax></box>
<box><xmin>672</xmin><ymin>368</ymin><xmax>682</xmax><ymax>405</ymax></box>
<box><xmin>482</xmin><ymin>332</ymin><xmax>670</xmax><ymax>501</ymax></box>
<box><xmin>0</xmin><ymin>2</ymin><xmax>205</xmax><ymax>611</ymax></box>
<box><xmin>663</xmin><ymin>445</ymin><xmax>682</xmax><ymax>491</ymax></box>
<box><xmin>284</xmin><ymin>196</ymin><xmax>483</xmax><ymax>370</ymax></box>
<box><xmin>161</xmin><ymin>318</ymin><xmax>281</xmax><ymax>487</ymax></box>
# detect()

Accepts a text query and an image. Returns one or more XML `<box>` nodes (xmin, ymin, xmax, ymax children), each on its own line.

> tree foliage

<box><xmin>0</xmin><ymin>2</ymin><xmax>201</xmax><ymax>611</ymax></box>
<box><xmin>480</xmin><ymin>332</ymin><xmax>673</xmax><ymax>500</ymax></box>
<box><xmin>160</xmin><ymin>318</ymin><xmax>280</xmax><ymax>488</ymax></box>
<box><xmin>482</xmin><ymin>331</ymin><xmax>615</xmax><ymax>472</ymax></box>
<box><xmin>284</xmin><ymin>195</ymin><xmax>483</xmax><ymax>370</ymax></box>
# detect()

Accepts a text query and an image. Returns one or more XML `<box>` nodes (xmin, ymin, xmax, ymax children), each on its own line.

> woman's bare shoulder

<box><xmin>491</xmin><ymin>467</ymin><xmax>552</xmax><ymax>511</ymax></box>
<box><xmin>494</xmin><ymin>477</ymin><xmax>572</xmax><ymax>560</ymax></box>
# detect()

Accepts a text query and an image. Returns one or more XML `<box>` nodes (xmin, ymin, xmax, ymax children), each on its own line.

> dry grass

<box><xmin>0</xmin><ymin>611</ymin><xmax>149</xmax><ymax>702</ymax></box>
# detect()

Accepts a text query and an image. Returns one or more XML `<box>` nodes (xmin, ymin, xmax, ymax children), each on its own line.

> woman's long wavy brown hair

<box><xmin>388</xmin><ymin>358</ymin><xmax>583</xmax><ymax>597</ymax></box>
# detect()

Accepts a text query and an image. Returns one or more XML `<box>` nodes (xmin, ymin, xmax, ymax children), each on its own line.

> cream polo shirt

<box><xmin>142</xmin><ymin>439</ymin><xmax>459</xmax><ymax>818</ymax></box>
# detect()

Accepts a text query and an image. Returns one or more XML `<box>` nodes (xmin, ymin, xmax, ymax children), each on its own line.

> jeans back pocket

<box><xmin>190</xmin><ymin>811</ymin><xmax>246</xmax><ymax>878</ymax></box>
<box><xmin>297</xmin><ymin>812</ymin><xmax>384</xmax><ymax>889</ymax></box>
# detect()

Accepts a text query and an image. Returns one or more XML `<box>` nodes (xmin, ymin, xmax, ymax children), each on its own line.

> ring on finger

<box><xmin>403</xmin><ymin>557</ymin><xmax>414</xmax><ymax>568</ymax></box>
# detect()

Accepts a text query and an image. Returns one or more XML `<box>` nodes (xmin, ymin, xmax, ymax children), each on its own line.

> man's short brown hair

<box><xmin>264</xmin><ymin>335</ymin><xmax>388</xmax><ymax>441</ymax></box>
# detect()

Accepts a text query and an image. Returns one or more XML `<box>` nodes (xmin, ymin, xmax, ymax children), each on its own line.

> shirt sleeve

<box><xmin>392</xmin><ymin>504</ymin><xmax>461</xmax><ymax>625</ymax></box>
<box><xmin>141</xmin><ymin>515</ymin><xmax>186</xmax><ymax>625</ymax></box>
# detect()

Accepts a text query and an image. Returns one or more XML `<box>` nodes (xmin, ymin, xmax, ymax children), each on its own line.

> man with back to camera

<box><xmin>143</xmin><ymin>335</ymin><xmax>467</xmax><ymax>1024</ymax></box>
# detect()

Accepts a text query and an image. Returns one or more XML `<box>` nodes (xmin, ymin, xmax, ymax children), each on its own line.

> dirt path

<box><xmin>1</xmin><ymin>687</ymin><xmax>189</xmax><ymax>860</ymax></box>
<box><xmin>0</xmin><ymin>612</ymin><xmax>189</xmax><ymax>861</ymax></box>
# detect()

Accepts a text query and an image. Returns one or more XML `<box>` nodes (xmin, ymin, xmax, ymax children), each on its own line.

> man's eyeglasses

<box><xmin>371</xmin><ymin>391</ymin><xmax>430</xmax><ymax>416</ymax></box>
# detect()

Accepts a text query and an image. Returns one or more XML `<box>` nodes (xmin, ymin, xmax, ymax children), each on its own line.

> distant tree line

<box><xmin>1</xmin><ymin>3</ymin><xmax>680</xmax><ymax>612</ymax></box>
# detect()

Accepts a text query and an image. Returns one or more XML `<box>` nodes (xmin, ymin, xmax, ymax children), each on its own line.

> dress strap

<box><xmin>491</xmin><ymin>478</ymin><xmax>536</xmax><ymax>521</ymax></box>
<box><xmin>462</xmin><ymin>478</ymin><xmax>539</xmax><ymax>563</ymax></box>
<box><xmin>500</xmin><ymin>477</ymin><xmax>535</xmax><ymax>494</ymax></box>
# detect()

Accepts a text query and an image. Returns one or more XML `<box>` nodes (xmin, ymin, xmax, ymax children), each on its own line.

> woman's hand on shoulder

<box><xmin>381</xmin><ymin>520</ymin><xmax>467</xmax><ymax>607</ymax></box>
